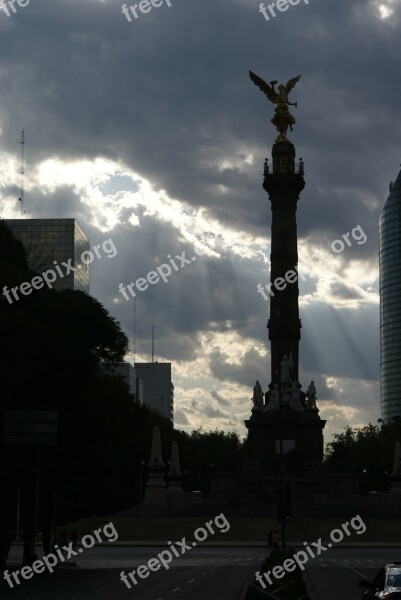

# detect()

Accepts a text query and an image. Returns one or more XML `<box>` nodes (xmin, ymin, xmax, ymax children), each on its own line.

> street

<box><xmin>306</xmin><ymin>548</ymin><xmax>401</xmax><ymax>600</ymax></box>
<box><xmin>1</xmin><ymin>546</ymin><xmax>400</xmax><ymax>599</ymax></box>
<box><xmin>1</xmin><ymin>546</ymin><xmax>263</xmax><ymax>600</ymax></box>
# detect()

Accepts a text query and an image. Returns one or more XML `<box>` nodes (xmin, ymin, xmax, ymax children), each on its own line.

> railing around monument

<box><xmin>167</xmin><ymin>492</ymin><xmax>203</xmax><ymax>503</ymax></box>
<box><xmin>263</xmin><ymin>160</ymin><xmax>304</xmax><ymax>176</ymax></box>
<box><xmin>368</xmin><ymin>492</ymin><xmax>401</xmax><ymax>504</ymax></box>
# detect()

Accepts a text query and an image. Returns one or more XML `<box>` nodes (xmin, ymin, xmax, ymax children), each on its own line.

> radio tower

<box><xmin>18</xmin><ymin>129</ymin><xmax>25</xmax><ymax>217</ymax></box>
<box><xmin>133</xmin><ymin>297</ymin><xmax>137</xmax><ymax>366</ymax></box>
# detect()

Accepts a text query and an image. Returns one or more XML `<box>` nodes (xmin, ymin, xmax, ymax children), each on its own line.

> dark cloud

<box><xmin>202</xmin><ymin>406</ymin><xmax>228</xmax><ymax>419</ymax></box>
<box><xmin>174</xmin><ymin>409</ymin><xmax>189</xmax><ymax>426</ymax></box>
<box><xmin>329</xmin><ymin>282</ymin><xmax>363</xmax><ymax>300</ymax></box>
<box><xmin>1</xmin><ymin>0</ymin><xmax>400</xmax><ymax>238</ymax></box>
<box><xmin>210</xmin><ymin>390</ymin><xmax>230</xmax><ymax>407</ymax></box>
<box><xmin>209</xmin><ymin>347</ymin><xmax>268</xmax><ymax>389</ymax></box>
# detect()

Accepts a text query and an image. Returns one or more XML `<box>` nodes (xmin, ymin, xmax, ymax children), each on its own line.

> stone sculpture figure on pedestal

<box><xmin>289</xmin><ymin>381</ymin><xmax>304</xmax><ymax>411</ymax></box>
<box><xmin>265</xmin><ymin>383</ymin><xmax>274</xmax><ymax>406</ymax></box>
<box><xmin>280</xmin><ymin>355</ymin><xmax>292</xmax><ymax>385</ymax></box>
<box><xmin>268</xmin><ymin>385</ymin><xmax>280</xmax><ymax>410</ymax></box>
<box><xmin>251</xmin><ymin>380</ymin><xmax>264</xmax><ymax>413</ymax></box>
<box><xmin>306</xmin><ymin>381</ymin><xmax>317</xmax><ymax>409</ymax></box>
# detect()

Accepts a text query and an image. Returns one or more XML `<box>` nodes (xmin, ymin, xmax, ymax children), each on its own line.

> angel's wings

<box><xmin>283</xmin><ymin>75</ymin><xmax>301</xmax><ymax>94</ymax></box>
<box><xmin>249</xmin><ymin>71</ymin><xmax>301</xmax><ymax>101</ymax></box>
<box><xmin>249</xmin><ymin>71</ymin><xmax>277</xmax><ymax>103</ymax></box>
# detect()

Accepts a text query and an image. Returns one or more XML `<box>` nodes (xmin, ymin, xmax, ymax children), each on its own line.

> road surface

<box><xmin>2</xmin><ymin>545</ymin><xmax>400</xmax><ymax>599</ymax></box>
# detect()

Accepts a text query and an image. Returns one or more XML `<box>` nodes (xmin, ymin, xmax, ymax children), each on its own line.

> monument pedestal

<box><xmin>245</xmin><ymin>405</ymin><xmax>325</xmax><ymax>465</ymax></box>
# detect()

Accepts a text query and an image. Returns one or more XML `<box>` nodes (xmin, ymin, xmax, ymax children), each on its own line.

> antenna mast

<box><xmin>133</xmin><ymin>297</ymin><xmax>137</xmax><ymax>365</ymax></box>
<box><xmin>152</xmin><ymin>325</ymin><xmax>155</xmax><ymax>363</ymax></box>
<box><xmin>18</xmin><ymin>129</ymin><xmax>25</xmax><ymax>217</ymax></box>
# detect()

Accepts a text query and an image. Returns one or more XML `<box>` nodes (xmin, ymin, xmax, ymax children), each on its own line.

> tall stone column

<box><xmin>263</xmin><ymin>141</ymin><xmax>305</xmax><ymax>384</ymax></box>
<box><xmin>245</xmin><ymin>73</ymin><xmax>325</xmax><ymax>469</ymax></box>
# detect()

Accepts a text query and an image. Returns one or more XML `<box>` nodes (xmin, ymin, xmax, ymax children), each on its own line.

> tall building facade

<box><xmin>113</xmin><ymin>362</ymin><xmax>140</xmax><ymax>401</ymax></box>
<box><xmin>379</xmin><ymin>168</ymin><xmax>401</xmax><ymax>421</ymax></box>
<box><xmin>5</xmin><ymin>219</ymin><xmax>90</xmax><ymax>292</ymax></box>
<box><xmin>134</xmin><ymin>362</ymin><xmax>174</xmax><ymax>421</ymax></box>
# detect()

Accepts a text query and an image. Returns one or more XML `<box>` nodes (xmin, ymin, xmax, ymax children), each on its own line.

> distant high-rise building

<box><xmin>134</xmin><ymin>362</ymin><xmax>174</xmax><ymax>421</ymax></box>
<box><xmin>113</xmin><ymin>362</ymin><xmax>143</xmax><ymax>403</ymax></box>
<box><xmin>5</xmin><ymin>218</ymin><xmax>90</xmax><ymax>293</ymax></box>
<box><xmin>379</xmin><ymin>168</ymin><xmax>401</xmax><ymax>421</ymax></box>
<box><xmin>136</xmin><ymin>377</ymin><xmax>144</xmax><ymax>405</ymax></box>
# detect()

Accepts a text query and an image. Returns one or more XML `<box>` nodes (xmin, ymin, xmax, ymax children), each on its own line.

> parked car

<box><xmin>359</xmin><ymin>563</ymin><xmax>401</xmax><ymax>599</ymax></box>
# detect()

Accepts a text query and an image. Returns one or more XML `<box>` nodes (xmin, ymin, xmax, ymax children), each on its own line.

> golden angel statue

<box><xmin>249</xmin><ymin>71</ymin><xmax>301</xmax><ymax>141</ymax></box>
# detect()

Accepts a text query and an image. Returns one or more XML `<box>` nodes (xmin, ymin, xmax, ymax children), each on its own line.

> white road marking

<box><xmin>172</xmin><ymin>587</ymin><xmax>181</xmax><ymax>592</ymax></box>
<box><xmin>93</xmin><ymin>588</ymin><xmax>106</xmax><ymax>593</ymax></box>
<box><xmin>188</xmin><ymin>578</ymin><xmax>196</xmax><ymax>583</ymax></box>
<box><xmin>345</xmin><ymin>563</ymin><xmax>367</xmax><ymax>578</ymax></box>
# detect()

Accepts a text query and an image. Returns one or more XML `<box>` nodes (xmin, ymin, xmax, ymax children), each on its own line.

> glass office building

<box><xmin>379</xmin><ymin>168</ymin><xmax>401</xmax><ymax>421</ymax></box>
<box><xmin>5</xmin><ymin>219</ymin><xmax>90</xmax><ymax>293</ymax></box>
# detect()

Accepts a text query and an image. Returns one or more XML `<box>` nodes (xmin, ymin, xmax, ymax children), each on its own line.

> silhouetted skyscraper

<box><xmin>379</xmin><ymin>168</ymin><xmax>401</xmax><ymax>421</ymax></box>
<box><xmin>5</xmin><ymin>218</ymin><xmax>90</xmax><ymax>292</ymax></box>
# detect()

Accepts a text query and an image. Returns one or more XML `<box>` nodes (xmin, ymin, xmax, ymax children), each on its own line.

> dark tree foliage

<box><xmin>324</xmin><ymin>420</ymin><xmax>401</xmax><ymax>494</ymax></box>
<box><xmin>175</xmin><ymin>427</ymin><xmax>243</xmax><ymax>492</ymax></box>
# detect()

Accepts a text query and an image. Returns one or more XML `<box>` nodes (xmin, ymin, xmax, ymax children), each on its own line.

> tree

<box><xmin>325</xmin><ymin>421</ymin><xmax>401</xmax><ymax>494</ymax></box>
<box><xmin>173</xmin><ymin>428</ymin><xmax>244</xmax><ymax>495</ymax></box>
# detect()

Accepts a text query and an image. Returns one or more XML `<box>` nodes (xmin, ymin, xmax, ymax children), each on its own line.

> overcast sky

<box><xmin>1</xmin><ymin>0</ymin><xmax>400</xmax><ymax>444</ymax></box>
